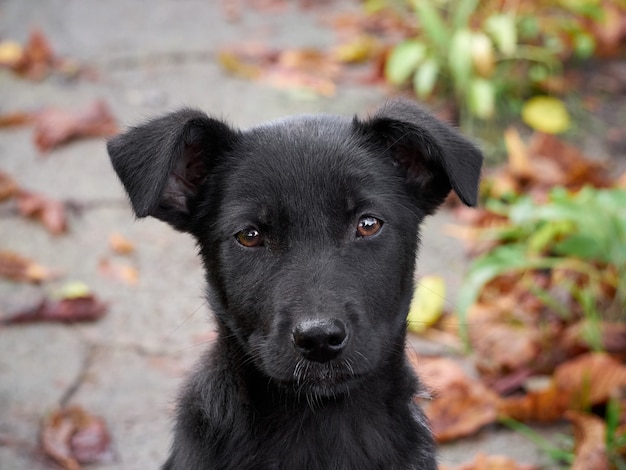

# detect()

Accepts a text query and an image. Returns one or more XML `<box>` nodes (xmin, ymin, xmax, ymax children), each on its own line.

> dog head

<box><xmin>108</xmin><ymin>100</ymin><xmax>482</xmax><ymax>397</ymax></box>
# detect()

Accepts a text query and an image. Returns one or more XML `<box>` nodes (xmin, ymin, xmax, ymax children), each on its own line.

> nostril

<box><xmin>293</xmin><ymin>318</ymin><xmax>348</xmax><ymax>363</ymax></box>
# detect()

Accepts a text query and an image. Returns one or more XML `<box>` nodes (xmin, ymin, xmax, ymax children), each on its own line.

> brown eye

<box><xmin>236</xmin><ymin>228</ymin><xmax>263</xmax><ymax>247</ymax></box>
<box><xmin>356</xmin><ymin>216</ymin><xmax>382</xmax><ymax>238</ymax></box>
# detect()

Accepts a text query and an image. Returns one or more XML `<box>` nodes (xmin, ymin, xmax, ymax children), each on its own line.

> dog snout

<box><xmin>292</xmin><ymin>318</ymin><xmax>348</xmax><ymax>363</ymax></box>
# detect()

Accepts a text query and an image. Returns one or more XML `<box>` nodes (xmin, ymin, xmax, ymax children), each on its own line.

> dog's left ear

<box><xmin>355</xmin><ymin>99</ymin><xmax>483</xmax><ymax>214</ymax></box>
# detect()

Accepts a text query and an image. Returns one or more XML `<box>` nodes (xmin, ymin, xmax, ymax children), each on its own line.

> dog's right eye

<box><xmin>236</xmin><ymin>228</ymin><xmax>264</xmax><ymax>248</ymax></box>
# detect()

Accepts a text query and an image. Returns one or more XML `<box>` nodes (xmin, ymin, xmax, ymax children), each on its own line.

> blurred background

<box><xmin>1</xmin><ymin>1</ymin><xmax>625</xmax><ymax>469</ymax></box>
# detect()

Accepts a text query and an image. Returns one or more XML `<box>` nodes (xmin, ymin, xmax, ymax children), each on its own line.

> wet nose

<box><xmin>293</xmin><ymin>318</ymin><xmax>348</xmax><ymax>363</ymax></box>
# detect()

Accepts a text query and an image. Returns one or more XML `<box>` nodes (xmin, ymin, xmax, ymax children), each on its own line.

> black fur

<box><xmin>107</xmin><ymin>100</ymin><xmax>483</xmax><ymax>470</ymax></box>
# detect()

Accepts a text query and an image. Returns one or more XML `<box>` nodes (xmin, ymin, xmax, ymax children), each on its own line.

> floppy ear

<box><xmin>354</xmin><ymin>99</ymin><xmax>483</xmax><ymax>214</ymax></box>
<box><xmin>107</xmin><ymin>109</ymin><xmax>238</xmax><ymax>232</ymax></box>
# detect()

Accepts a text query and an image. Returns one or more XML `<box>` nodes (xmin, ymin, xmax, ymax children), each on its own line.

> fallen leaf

<box><xmin>415</xmin><ymin>357</ymin><xmax>500</xmax><ymax>442</ymax></box>
<box><xmin>521</xmin><ymin>96</ymin><xmax>571</xmax><ymax>134</ymax></box>
<box><xmin>440</xmin><ymin>452</ymin><xmax>538</xmax><ymax>470</ymax></box>
<box><xmin>528</xmin><ymin>133</ymin><xmax>612</xmax><ymax>189</ymax></box>
<box><xmin>0</xmin><ymin>250</ymin><xmax>59</xmax><ymax>283</ymax></box>
<box><xmin>498</xmin><ymin>380</ymin><xmax>570</xmax><ymax>423</ymax></box>
<box><xmin>504</xmin><ymin>127</ymin><xmax>533</xmax><ymax>180</ymax></box>
<box><xmin>0</xmin><ymin>171</ymin><xmax>19</xmax><ymax>201</ymax></box>
<box><xmin>332</xmin><ymin>35</ymin><xmax>381</xmax><ymax>64</ymax></box>
<box><xmin>561</xmin><ymin>320</ymin><xmax>626</xmax><ymax>359</ymax></box>
<box><xmin>98</xmin><ymin>258</ymin><xmax>139</xmax><ymax>285</ymax></box>
<box><xmin>13</xmin><ymin>29</ymin><xmax>55</xmax><ymax>80</ymax></box>
<box><xmin>554</xmin><ymin>352</ymin><xmax>626</xmax><ymax>409</ymax></box>
<box><xmin>33</xmin><ymin>100</ymin><xmax>118</xmax><ymax>152</ymax></box>
<box><xmin>0</xmin><ymin>40</ymin><xmax>23</xmax><ymax>68</ymax></box>
<box><xmin>41</xmin><ymin>405</ymin><xmax>114</xmax><ymax>470</ymax></box>
<box><xmin>0</xmin><ymin>110</ymin><xmax>34</xmax><ymax>127</ymax></box>
<box><xmin>108</xmin><ymin>232</ymin><xmax>135</xmax><ymax>255</ymax></box>
<box><xmin>566</xmin><ymin>411</ymin><xmax>609</xmax><ymax>470</ymax></box>
<box><xmin>407</xmin><ymin>275</ymin><xmax>446</xmax><ymax>333</ymax></box>
<box><xmin>16</xmin><ymin>190</ymin><xmax>68</xmax><ymax>235</ymax></box>
<box><xmin>2</xmin><ymin>294</ymin><xmax>107</xmax><ymax>325</ymax></box>
<box><xmin>470</xmin><ymin>323</ymin><xmax>540</xmax><ymax>378</ymax></box>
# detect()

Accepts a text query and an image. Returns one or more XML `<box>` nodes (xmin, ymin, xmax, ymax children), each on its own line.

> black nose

<box><xmin>293</xmin><ymin>318</ymin><xmax>348</xmax><ymax>363</ymax></box>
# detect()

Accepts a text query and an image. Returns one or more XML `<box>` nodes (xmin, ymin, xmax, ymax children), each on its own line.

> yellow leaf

<box><xmin>0</xmin><ymin>41</ymin><xmax>23</xmax><ymax>67</ymax></box>
<box><xmin>521</xmin><ymin>96</ymin><xmax>571</xmax><ymax>134</ymax></box>
<box><xmin>55</xmin><ymin>281</ymin><xmax>91</xmax><ymax>300</ymax></box>
<box><xmin>407</xmin><ymin>275</ymin><xmax>446</xmax><ymax>333</ymax></box>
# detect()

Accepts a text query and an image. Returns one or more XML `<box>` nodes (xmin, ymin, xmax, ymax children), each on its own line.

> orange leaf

<box><xmin>0</xmin><ymin>250</ymin><xmax>59</xmax><ymax>283</ymax></box>
<box><xmin>554</xmin><ymin>352</ymin><xmax>626</xmax><ymax>409</ymax></box>
<box><xmin>498</xmin><ymin>380</ymin><xmax>570</xmax><ymax>423</ymax></box>
<box><xmin>108</xmin><ymin>232</ymin><xmax>135</xmax><ymax>255</ymax></box>
<box><xmin>98</xmin><ymin>258</ymin><xmax>139</xmax><ymax>285</ymax></box>
<box><xmin>566</xmin><ymin>411</ymin><xmax>609</xmax><ymax>470</ymax></box>
<box><xmin>414</xmin><ymin>357</ymin><xmax>499</xmax><ymax>442</ymax></box>
<box><xmin>504</xmin><ymin>127</ymin><xmax>533</xmax><ymax>179</ymax></box>
<box><xmin>0</xmin><ymin>171</ymin><xmax>19</xmax><ymax>202</ymax></box>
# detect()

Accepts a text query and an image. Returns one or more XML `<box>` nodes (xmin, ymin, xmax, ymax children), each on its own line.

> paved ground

<box><xmin>0</xmin><ymin>1</ymin><xmax>561</xmax><ymax>468</ymax></box>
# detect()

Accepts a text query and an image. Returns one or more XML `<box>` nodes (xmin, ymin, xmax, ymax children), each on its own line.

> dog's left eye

<box><xmin>356</xmin><ymin>216</ymin><xmax>383</xmax><ymax>238</ymax></box>
<box><xmin>236</xmin><ymin>228</ymin><xmax>264</xmax><ymax>247</ymax></box>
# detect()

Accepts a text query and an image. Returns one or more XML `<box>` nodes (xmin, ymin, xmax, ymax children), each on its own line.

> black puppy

<box><xmin>107</xmin><ymin>100</ymin><xmax>483</xmax><ymax>470</ymax></box>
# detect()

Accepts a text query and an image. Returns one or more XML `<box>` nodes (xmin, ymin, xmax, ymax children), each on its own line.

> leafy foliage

<box><xmin>459</xmin><ymin>186</ymin><xmax>626</xmax><ymax>345</ymax></box>
<box><xmin>381</xmin><ymin>0</ymin><xmax>625</xmax><ymax>126</ymax></box>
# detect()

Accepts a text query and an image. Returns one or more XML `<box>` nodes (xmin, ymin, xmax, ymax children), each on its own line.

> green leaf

<box><xmin>485</xmin><ymin>13</ymin><xmax>517</xmax><ymax>56</ymax></box>
<box><xmin>521</xmin><ymin>96</ymin><xmax>571</xmax><ymax>134</ymax></box>
<box><xmin>554</xmin><ymin>234</ymin><xmax>607</xmax><ymax>261</ymax></box>
<box><xmin>468</xmin><ymin>77</ymin><xmax>495</xmax><ymax>119</ymax></box>
<box><xmin>412</xmin><ymin>58</ymin><xmax>439</xmax><ymax>98</ymax></box>
<box><xmin>449</xmin><ymin>28</ymin><xmax>474</xmax><ymax>91</ymax></box>
<box><xmin>412</xmin><ymin>0</ymin><xmax>448</xmax><ymax>51</ymax></box>
<box><xmin>385</xmin><ymin>40</ymin><xmax>427</xmax><ymax>85</ymax></box>
<box><xmin>452</xmin><ymin>0</ymin><xmax>479</xmax><ymax>29</ymax></box>
<box><xmin>457</xmin><ymin>245</ymin><xmax>559</xmax><ymax>344</ymax></box>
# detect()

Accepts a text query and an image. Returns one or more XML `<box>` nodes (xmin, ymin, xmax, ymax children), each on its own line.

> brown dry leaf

<box><xmin>12</xmin><ymin>29</ymin><xmax>55</xmax><ymax>80</ymax></box>
<box><xmin>470</xmin><ymin>322</ymin><xmax>540</xmax><ymax>379</ymax></box>
<box><xmin>440</xmin><ymin>452</ymin><xmax>538</xmax><ymax>470</ymax></box>
<box><xmin>219</xmin><ymin>45</ymin><xmax>340</xmax><ymax>96</ymax></box>
<box><xmin>415</xmin><ymin>357</ymin><xmax>500</xmax><ymax>442</ymax></box>
<box><xmin>561</xmin><ymin>320</ymin><xmax>626</xmax><ymax>359</ymax></box>
<box><xmin>498</xmin><ymin>380</ymin><xmax>571</xmax><ymax>423</ymax></box>
<box><xmin>108</xmin><ymin>232</ymin><xmax>135</xmax><ymax>255</ymax></box>
<box><xmin>554</xmin><ymin>352</ymin><xmax>626</xmax><ymax>409</ymax></box>
<box><xmin>0</xmin><ymin>110</ymin><xmax>35</xmax><ymax>127</ymax></box>
<box><xmin>2</xmin><ymin>294</ymin><xmax>107</xmax><ymax>325</ymax></box>
<box><xmin>0</xmin><ymin>250</ymin><xmax>59</xmax><ymax>283</ymax></box>
<box><xmin>0</xmin><ymin>171</ymin><xmax>19</xmax><ymax>202</ymax></box>
<box><xmin>33</xmin><ymin>100</ymin><xmax>118</xmax><ymax>152</ymax></box>
<box><xmin>528</xmin><ymin>133</ymin><xmax>612</xmax><ymax>189</ymax></box>
<box><xmin>41</xmin><ymin>405</ymin><xmax>114</xmax><ymax>470</ymax></box>
<box><xmin>98</xmin><ymin>258</ymin><xmax>139</xmax><ymax>285</ymax></box>
<box><xmin>16</xmin><ymin>190</ymin><xmax>67</xmax><ymax>235</ymax></box>
<box><xmin>566</xmin><ymin>411</ymin><xmax>609</xmax><ymax>470</ymax></box>
<box><xmin>504</xmin><ymin>127</ymin><xmax>534</xmax><ymax>180</ymax></box>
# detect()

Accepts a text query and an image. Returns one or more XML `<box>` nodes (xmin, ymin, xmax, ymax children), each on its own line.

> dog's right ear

<box><xmin>107</xmin><ymin>109</ymin><xmax>238</xmax><ymax>232</ymax></box>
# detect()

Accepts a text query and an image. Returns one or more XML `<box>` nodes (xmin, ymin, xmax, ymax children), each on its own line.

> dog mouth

<box><xmin>276</xmin><ymin>358</ymin><xmax>364</xmax><ymax>397</ymax></box>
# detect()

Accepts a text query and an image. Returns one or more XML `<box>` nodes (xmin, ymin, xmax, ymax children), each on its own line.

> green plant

<box><xmin>381</xmin><ymin>0</ymin><xmax>623</xmax><ymax>126</ymax></box>
<box><xmin>457</xmin><ymin>186</ymin><xmax>626</xmax><ymax>346</ymax></box>
<box><xmin>384</xmin><ymin>0</ymin><xmax>557</xmax><ymax>121</ymax></box>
